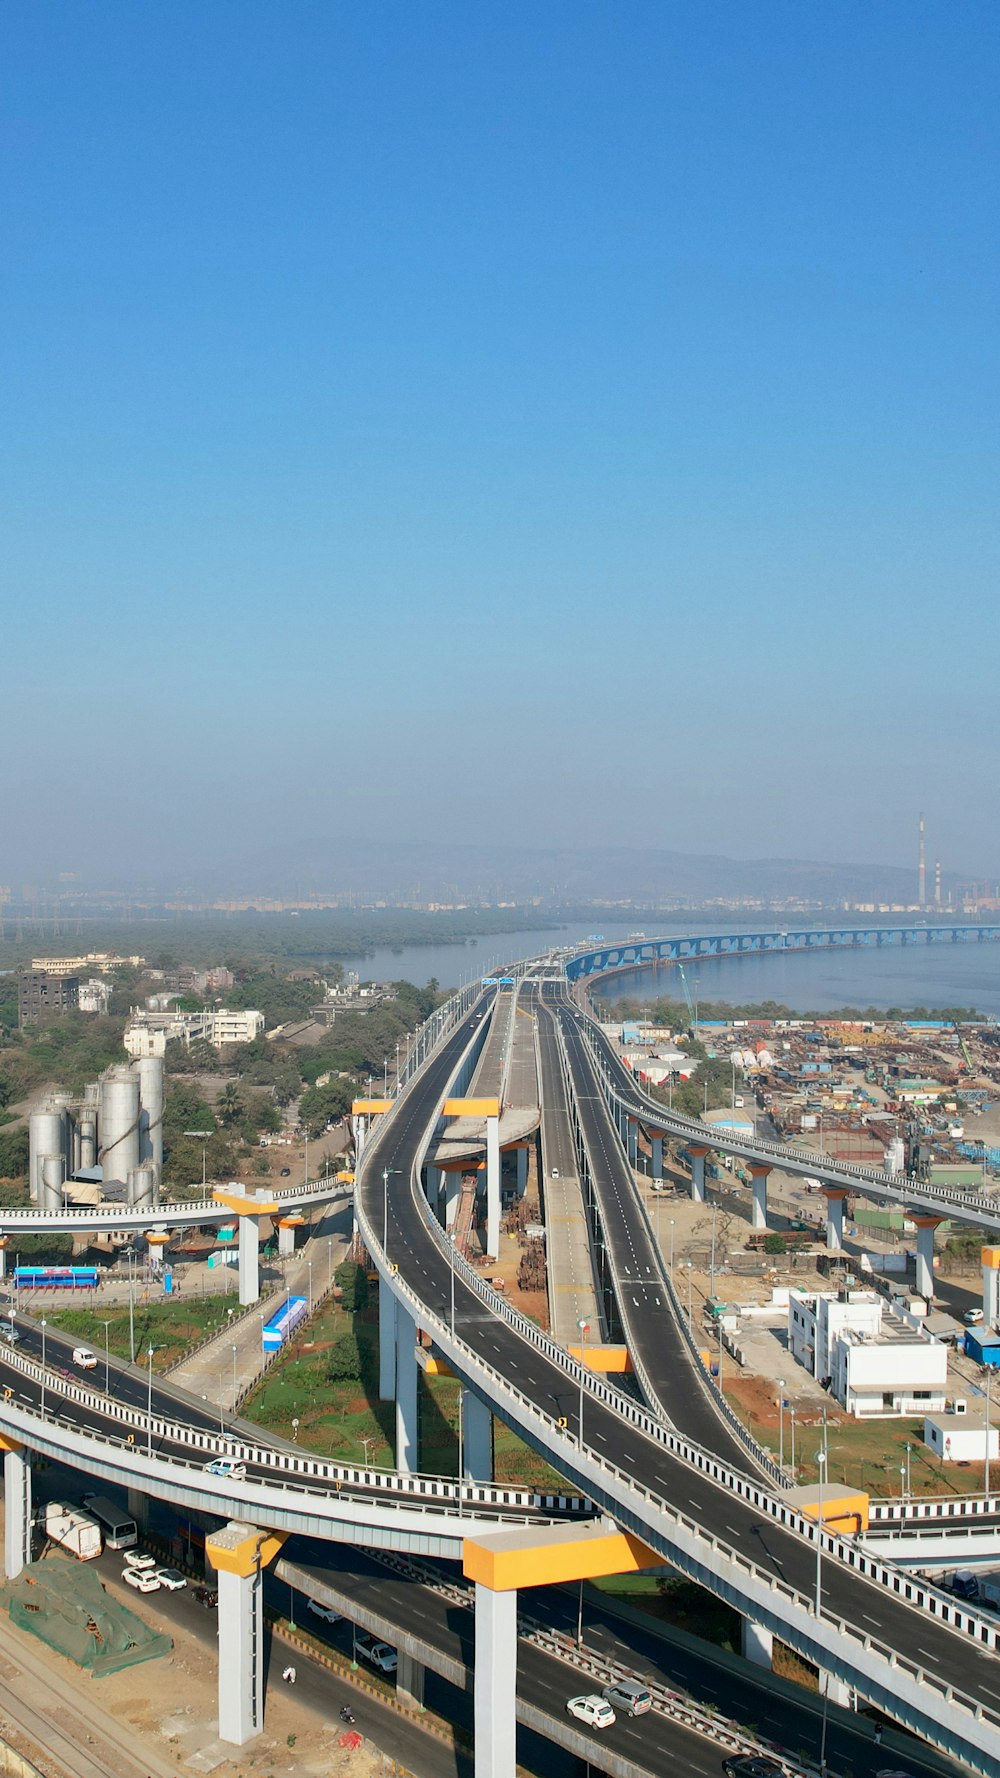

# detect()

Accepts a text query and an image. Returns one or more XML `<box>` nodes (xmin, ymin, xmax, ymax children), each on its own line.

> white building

<box><xmin>78</xmin><ymin>978</ymin><xmax>111</xmax><ymax>1015</ymax></box>
<box><xmin>924</xmin><ymin>1411</ymin><xmax>999</xmax><ymax>1465</ymax></box>
<box><xmin>788</xmin><ymin>1289</ymin><xmax>948</xmax><ymax>1420</ymax></box>
<box><xmin>124</xmin><ymin>1008</ymin><xmax>264</xmax><ymax>1058</ymax></box>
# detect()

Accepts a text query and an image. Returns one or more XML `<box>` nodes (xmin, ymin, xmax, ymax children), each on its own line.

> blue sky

<box><xmin>2</xmin><ymin>3</ymin><xmax>997</xmax><ymax>885</ymax></box>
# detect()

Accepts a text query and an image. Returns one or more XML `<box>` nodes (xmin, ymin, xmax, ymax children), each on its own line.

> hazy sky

<box><xmin>3</xmin><ymin>4</ymin><xmax>997</xmax><ymax>884</ymax></box>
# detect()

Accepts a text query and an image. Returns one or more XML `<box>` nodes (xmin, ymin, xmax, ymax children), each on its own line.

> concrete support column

<box><xmin>126</xmin><ymin>1487</ymin><xmax>149</xmax><ymax>1531</ymax></box>
<box><xmin>982</xmin><ymin>1248</ymin><xmax>1000</xmax><ymax>1328</ymax></box>
<box><xmin>238</xmin><ymin>1216</ymin><xmax>260</xmax><ymax>1307</ymax></box>
<box><xmin>741</xmin><ymin>1617</ymin><xmax>773</xmax><ymax>1669</ymax></box>
<box><xmin>3</xmin><ymin>1445</ymin><xmax>31</xmax><ymax>1580</ymax></box>
<box><xmin>749</xmin><ymin>1164</ymin><xmax>771</xmax><ymax>1232</ymax></box>
<box><xmin>215</xmin><ymin>1564</ymin><xmax>264</xmax><ymax>1745</ymax></box>
<box><xmin>277</xmin><ymin>1223</ymin><xmax>295</xmax><ymax>1258</ymax></box>
<box><xmin>474</xmin><ymin>1583</ymin><xmax>517</xmax><ymax>1778</ymax></box>
<box><xmin>463</xmin><ymin>1388</ymin><xmax>493</xmax><ymax>1482</ymax></box>
<box><xmin>651</xmin><ymin>1136</ymin><xmax>663</xmax><ymax>1183</ymax></box>
<box><xmin>395</xmin><ymin>1299</ymin><xmax>418</xmax><ymax>1475</ymax></box>
<box><xmin>824</xmin><ymin>1189</ymin><xmax>847</xmax><ymax>1252</ymax></box>
<box><xmin>444</xmin><ymin>1170</ymin><xmax>462</xmax><ymax>1231</ymax></box>
<box><xmin>378</xmin><ymin>1282</ymin><xmax>396</xmax><ymax>1402</ymax></box>
<box><xmin>626</xmin><ymin>1119</ymin><xmax>638</xmax><ymax>1167</ymax></box>
<box><xmin>516</xmin><ymin>1147</ymin><xmax>528</xmax><ymax>1198</ymax></box>
<box><xmin>820</xmin><ymin>1670</ymin><xmax>854</xmax><ymax>1710</ymax></box>
<box><xmin>396</xmin><ymin>1650</ymin><xmax>425</xmax><ymax>1710</ymax></box>
<box><xmin>351</xmin><ymin>1114</ymin><xmax>367</xmax><ymax>1162</ymax></box>
<box><xmin>913</xmin><ymin>1217</ymin><xmax>943</xmax><ymax>1302</ymax></box>
<box><xmin>486</xmin><ymin>1115</ymin><xmax>501</xmax><ymax>1261</ymax></box>
<box><xmin>689</xmin><ymin>1146</ymin><xmax>709</xmax><ymax>1204</ymax></box>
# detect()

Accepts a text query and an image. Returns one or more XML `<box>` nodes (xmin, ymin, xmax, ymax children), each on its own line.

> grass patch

<box><xmin>731</xmin><ymin>1397</ymin><xmax>954</xmax><ymax>1497</ymax></box>
<box><xmin>42</xmin><ymin>1297</ymin><xmax>243</xmax><ymax>1370</ymax></box>
<box><xmin>593</xmin><ymin>1572</ymin><xmax>741</xmax><ymax>1652</ymax></box>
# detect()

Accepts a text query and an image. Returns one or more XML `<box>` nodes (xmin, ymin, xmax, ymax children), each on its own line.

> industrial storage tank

<box><xmin>99</xmin><ymin>1067</ymin><xmax>140</xmax><ymax>1186</ymax></box>
<box><xmin>39</xmin><ymin>1153</ymin><xmax>66</xmax><ymax>1212</ymax></box>
<box><xmin>127</xmin><ymin>1165</ymin><xmax>156</xmax><ymax>1209</ymax></box>
<box><xmin>29</xmin><ymin>1103</ymin><xmax>67</xmax><ymax>1204</ymax></box>
<box><xmin>78</xmin><ymin>1116</ymin><xmax>97</xmax><ymax>1170</ymax></box>
<box><xmin>133</xmin><ymin>1055</ymin><xmax>164</xmax><ymax>1177</ymax></box>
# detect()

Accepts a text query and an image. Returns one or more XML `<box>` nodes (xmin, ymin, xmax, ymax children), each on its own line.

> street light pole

<box><xmin>669</xmin><ymin>1219</ymin><xmax>675</xmax><ymax>1274</ymax></box>
<box><xmin>232</xmin><ymin>1343</ymin><xmax>238</xmax><ymax>1413</ymax></box>
<box><xmin>777</xmin><ymin>1381</ymin><xmax>785</xmax><ymax>1472</ymax></box>
<box><xmin>577</xmin><ymin>1319</ymin><xmax>590</xmax><ymax>1448</ymax></box>
<box><xmin>307</xmin><ymin>1259</ymin><xmax>313</xmax><ymax>1312</ymax></box>
<box><xmin>146</xmin><ymin>1344</ymin><xmax>155</xmax><ymax>1456</ymax></box>
<box><xmin>40</xmin><ymin>1317</ymin><xmax>47</xmax><ymax>1418</ymax></box>
<box><xmin>814</xmin><ymin>1446</ymin><xmax>827</xmax><ymax>1617</ymax></box>
<box><xmin>987</xmin><ymin>1365</ymin><xmax>993</xmax><ymax>1497</ymax></box>
<box><xmin>103</xmin><ymin>1318</ymin><xmax>111</xmax><ymax>1394</ymax></box>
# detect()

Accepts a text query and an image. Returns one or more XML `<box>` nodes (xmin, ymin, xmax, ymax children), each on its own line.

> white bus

<box><xmin>82</xmin><ymin>1494</ymin><xmax>137</xmax><ymax>1549</ymax></box>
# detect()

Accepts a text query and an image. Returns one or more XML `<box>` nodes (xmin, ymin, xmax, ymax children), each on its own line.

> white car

<box><xmin>566</xmin><ymin>1694</ymin><xmax>616</xmax><ymax>1730</ymax></box>
<box><xmin>122</xmin><ymin>1566</ymin><xmax>161</xmax><ymax>1594</ymax></box>
<box><xmin>307</xmin><ymin>1598</ymin><xmax>341</xmax><ymax>1623</ymax></box>
<box><xmin>964</xmin><ymin>1308</ymin><xmax>985</xmax><ymax>1326</ymax></box>
<box><xmin>355</xmin><ymin>1635</ymin><xmax>397</xmax><ymax>1673</ymax></box>
<box><xmin>122</xmin><ymin>1550</ymin><xmax>158</xmax><ymax>1571</ymax></box>
<box><xmin>153</xmin><ymin>1567</ymin><xmax>187</xmax><ymax>1591</ymax></box>
<box><xmin>203</xmin><ymin>1458</ymin><xmax>247</xmax><ymax>1481</ymax></box>
<box><xmin>72</xmin><ymin>1347</ymin><xmax>98</xmax><ymax>1369</ymax></box>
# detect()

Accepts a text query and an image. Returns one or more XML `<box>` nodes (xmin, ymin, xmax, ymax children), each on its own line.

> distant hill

<box><xmin>170</xmin><ymin>838</ymin><xmax>928</xmax><ymax>907</ymax></box>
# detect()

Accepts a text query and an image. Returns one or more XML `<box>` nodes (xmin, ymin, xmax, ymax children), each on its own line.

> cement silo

<box><xmin>127</xmin><ymin>1165</ymin><xmax>156</xmax><ymax>1209</ymax></box>
<box><xmin>99</xmin><ymin>1066</ymin><xmax>140</xmax><ymax>1186</ymax></box>
<box><xmin>29</xmin><ymin>1102</ymin><xmax>67</xmax><ymax>1204</ymax></box>
<box><xmin>134</xmin><ymin>1055</ymin><xmax>164</xmax><ymax>1176</ymax></box>
<box><xmin>78</xmin><ymin>1114</ymin><xmax>97</xmax><ymax>1170</ymax></box>
<box><xmin>39</xmin><ymin>1153</ymin><xmax>65</xmax><ymax>1213</ymax></box>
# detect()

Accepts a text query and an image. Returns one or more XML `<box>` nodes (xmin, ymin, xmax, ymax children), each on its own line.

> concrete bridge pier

<box><xmin>823</xmin><ymin>1188</ymin><xmax>848</xmax><ymax>1252</ymax></box>
<box><xmin>688</xmin><ymin>1145</ymin><xmax>709</xmax><ymax>1204</ymax></box>
<box><xmin>126</xmin><ymin>1487</ymin><xmax>150</xmax><ymax>1531</ymax></box>
<box><xmin>515</xmin><ymin>1146</ymin><xmax>528</xmax><ymax>1198</ymax></box>
<box><xmin>626</xmin><ymin>1118</ymin><xmax>638</xmax><ymax>1168</ymax></box>
<box><xmin>378</xmin><ymin>1283</ymin><xmax>396</xmax><ymax>1401</ymax></box>
<box><xmin>913</xmin><ymin>1216</ymin><xmax>944</xmax><ymax>1301</ymax></box>
<box><xmin>396</xmin><ymin>1649</ymin><xmax>425</xmax><ymax>1709</ymax></box>
<box><xmin>2</xmin><ymin>1441</ymin><xmax>31</xmax><ymax>1580</ymax></box>
<box><xmin>749</xmin><ymin>1164</ymin><xmax>771</xmax><ymax>1232</ymax></box>
<box><xmin>486</xmin><ymin>1114</ymin><xmax>500</xmax><ymax>1260</ymax></box>
<box><xmin>741</xmin><ymin>1618</ymin><xmax>773</xmax><ymax>1668</ymax></box>
<box><xmin>207</xmin><ymin>1524</ymin><xmax>286</xmax><ymax>1747</ymax></box>
<box><xmin>474</xmin><ymin>1583</ymin><xmax>517</xmax><ymax>1778</ymax></box>
<box><xmin>983</xmin><ymin>1247</ymin><xmax>1000</xmax><ymax>1327</ymax></box>
<box><xmin>463</xmin><ymin>1388</ymin><xmax>493</xmax><ymax>1482</ymax></box>
<box><xmin>395</xmin><ymin>1299</ymin><xmax>419</xmax><ymax>1475</ymax></box>
<box><xmin>238</xmin><ymin>1215</ymin><xmax>261</xmax><ymax>1306</ymax></box>
<box><xmin>650</xmin><ymin>1135</ymin><xmax>663</xmax><ymax>1183</ymax></box>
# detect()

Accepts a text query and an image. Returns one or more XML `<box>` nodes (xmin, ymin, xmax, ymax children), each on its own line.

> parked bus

<box><xmin>13</xmin><ymin>1266</ymin><xmax>99</xmax><ymax>1290</ymax></box>
<box><xmin>81</xmin><ymin>1493</ymin><xmax>137</xmax><ymax>1549</ymax></box>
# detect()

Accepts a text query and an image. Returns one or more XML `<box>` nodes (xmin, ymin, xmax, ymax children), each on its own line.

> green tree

<box><xmin>299</xmin><ymin>1080</ymin><xmax>354</xmax><ymax>1138</ymax></box>
<box><xmin>326</xmin><ymin>1335</ymin><xmax>364</xmax><ymax>1381</ymax></box>
<box><xmin>217</xmin><ymin>1082</ymin><xmax>245</xmax><ymax>1126</ymax></box>
<box><xmin>763</xmin><ymin>1232</ymin><xmax>785</xmax><ymax>1256</ymax></box>
<box><xmin>335</xmin><ymin>1260</ymin><xmax>369</xmax><ymax>1314</ymax></box>
<box><xmin>0</xmin><ymin>1127</ymin><xmax>29</xmax><ymax>1182</ymax></box>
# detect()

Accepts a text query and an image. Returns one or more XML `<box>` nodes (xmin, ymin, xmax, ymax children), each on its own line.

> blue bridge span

<box><xmin>565</xmin><ymin>922</ymin><xmax>1000</xmax><ymax>980</ymax></box>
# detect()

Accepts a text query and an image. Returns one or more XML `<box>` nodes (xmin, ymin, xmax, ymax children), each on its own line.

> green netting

<box><xmin>4</xmin><ymin>1556</ymin><xmax>172</xmax><ymax>1675</ymax></box>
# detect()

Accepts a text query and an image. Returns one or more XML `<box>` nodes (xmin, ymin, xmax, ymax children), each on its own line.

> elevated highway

<box><xmin>360</xmin><ymin>988</ymin><xmax>1000</xmax><ymax>1776</ymax></box>
<box><xmin>566</xmin><ymin>923</ymin><xmax>1000</xmax><ymax>979</ymax></box>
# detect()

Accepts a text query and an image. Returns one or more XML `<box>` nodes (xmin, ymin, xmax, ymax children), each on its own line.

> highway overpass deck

<box><xmin>533</xmin><ymin>995</ymin><xmax>603</xmax><ymax>1345</ymax></box>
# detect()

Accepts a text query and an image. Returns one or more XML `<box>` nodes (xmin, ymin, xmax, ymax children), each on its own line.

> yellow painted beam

<box><xmin>442</xmin><ymin>1097</ymin><xmax>500</xmax><ymax>1118</ymax></box>
<box><xmin>336</xmin><ymin>1170</ymin><xmax>355</xmax><ymax>1184</ymax></box>
<box><xmin>213</xmin><ymin>1188</ymin><xmax>280</xmax><ymax>1217</ymax></box>
<box><xmin>422</xmin><ymin>1354</ymin><xmax>455</xmax><ymax>1378</ymax></box>
<box><xmin>788</xmin><ymin>1486</ymin><xmax>869</xmax><ymax>1535</ymax></box>
<box><xmin>464</xmin><ymin>1522</ymin><xmax>660</xmax><ymax>1592</ymax></box>
<box><xmin>0</xmin><ymin>1430</ymin><xmax>23</xmax><ymax>1453</ymax></box>
<box><xmin>352</xmin><ymin>1099</ymin><xmax>392</xmax><ymax>1116</ymax></box>
<box><xmin>277</xmin><ymin>1215</ymin><xmax>305</xmax><ymax>1228</ymax></box>
<box><xmin>206</xmin><ymin>1524</ymin><xmax>288</xmax><ymax>1577</ymax></box>
<box><xmin>982</xmin><ymin>1247</ymin><xmax>1000</xmax><ymax>1270</ymax></box>
<box><xmin>566</xmin><ymin>1344</ymin><xmax>633</xmax><ymax>1374</ymax></box>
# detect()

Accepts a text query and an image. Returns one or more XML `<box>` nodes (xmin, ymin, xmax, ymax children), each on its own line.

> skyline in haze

<box><xmin>3</xmin><ymin>4</ymin><xmax>997</xmax><ymax>885</ymax></box>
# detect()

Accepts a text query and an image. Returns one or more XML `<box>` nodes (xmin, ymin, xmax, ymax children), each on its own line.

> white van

<box><xmin>72</xmin><ymin>1347</ymin><xmax>98</xmax><ymax>1369</ymax></box>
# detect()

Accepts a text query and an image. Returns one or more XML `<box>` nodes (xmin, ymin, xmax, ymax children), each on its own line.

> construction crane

<box><xmin>677</xmin><ymin>962</ymin><xmax>698</xmax><ymax>1036</ymax></box>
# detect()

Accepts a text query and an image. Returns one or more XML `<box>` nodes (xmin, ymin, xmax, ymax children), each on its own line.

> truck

<box><xmin>44</xmin><ymin>1501</ymin><xmax>102</xmax><ymax>1561</ymax></box>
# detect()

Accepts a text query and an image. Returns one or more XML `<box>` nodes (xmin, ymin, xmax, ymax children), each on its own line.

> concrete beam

<box><xmin>396</xmin><ymin>1299</ymin><xmax>418</xmax><ymax>1475</ymax></box>
<box><xmin>3</xmin><ymin>1444</ymin><xmax>31</xmax><ymax>1581</ymax></box>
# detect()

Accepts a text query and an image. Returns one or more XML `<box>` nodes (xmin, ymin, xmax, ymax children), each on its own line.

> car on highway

<box><xmin>203</xmin><ymin>1459</ymin><xmax>247</xmax><ymax>1481</ymax></box>
<box><xmin>721</xmin><ymin>1758</ymin><xmax>784</xmax><ymax>1778</ymax></box>
<box><xmin>72</xmin><ymin>1347</ymin><xmax>98</xmax><ymax>1369</ymax></box>
<box><xmin>355</xmin><ymin>1635</ymin><xmax>397</xmax><ymax>1673</ymax></box>
<box><xmin>153</xmin><ymin>1567</ymin><xmax>188</xmax><ymax>1591</ymax></box>
<box><xmin>122</xmin><ymin>1566</ymin><xmax>161</xmax><ymax>1594</ymax></box>
<box><xmin>122</xmin><ymin>1550</ymin><xmax>158</xmax><ymax>1571</ymax></box>
<box><xmin>601</xmin><ymin>1678</ymin><xmax>651</xmax><ymax>1716</ymax></box>
<box><xmin>551</xmin><ymin>1168</ymin><xmax>560</xmax><ymax>1178</ymax></box>
<box><xmin>0</xmin><ymin>1322</ymin><xmax>20</xmax><ymax>1343</ymax></box>
<box><xmin>964</xmin><ymin>1308</ymin><xmax>984</xmax><ymax>1325</ymax></box>
<box><xmin>307</xmin><ymin>1599</ymin><xmax>341</xmax><ymax>1623</ymax></box>
<box><xmin>566</xmin><ymin>1695</ymin><xmax>615</xmax><ymax>1731</ymax></box>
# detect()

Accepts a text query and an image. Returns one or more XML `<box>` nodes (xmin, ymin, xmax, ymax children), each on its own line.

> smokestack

<box><xmin>934</xmin><ymin>860</ymin><xmax>942</xmax><ymax>907</ymax></box>
<box><xmin>918</xmin><ymin>812</ymin><xmax>926</xmax><ymax>907</ymax></box>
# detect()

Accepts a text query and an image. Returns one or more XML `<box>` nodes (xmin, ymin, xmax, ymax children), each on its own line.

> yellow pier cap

<box><xmin>566</xmin><ymin>1344</ymin><xmax>633</xmax><ymax>1374</ymax></box>
<box><xmin>0</xmin><ymin>1431</ymin><xmax>24</xmax><ymax>1454</ymax></box>
<box><xmin>786</xmin><ymin>1484</ymin><xmax>869</xmax><ymax>1535</ymax></box>
<box><xmin>277</xmin><ymin>1214</ymin><xmax>305</xmax><ymax>1228</ymax></box>
<box><xmin>982</xmin><ymin>1248</ymin><xmax>1000</xmax><ymax>1270</ymax></box>
<box><xmin>352</xmin><ymin>1099</ymin><xmax>392</xmax><ymax>1116</ymax></box>
<box><xmin>206</xmin><ymin>1523</ymin><xmax>288</xmax><ymax>1578</ymax></box>
<box><xmin>464</xmin><ymin>1521</ymin><xmax>659</xmax><ymax>1592</ymax></box>
<box><xmin>145</xmin><ymin>1231</ymin><xmax>170</xmax><ymax>1247</ymax></box>
<box><xmin>214</xmin><ymin>1188</ymin><xmax>280</xmax><ymax>1217</ymax></box>
<box><xmin>442</xmin><ymin>1097</ymin><xmax>500</xmax><ymax>1119</ymax></box>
